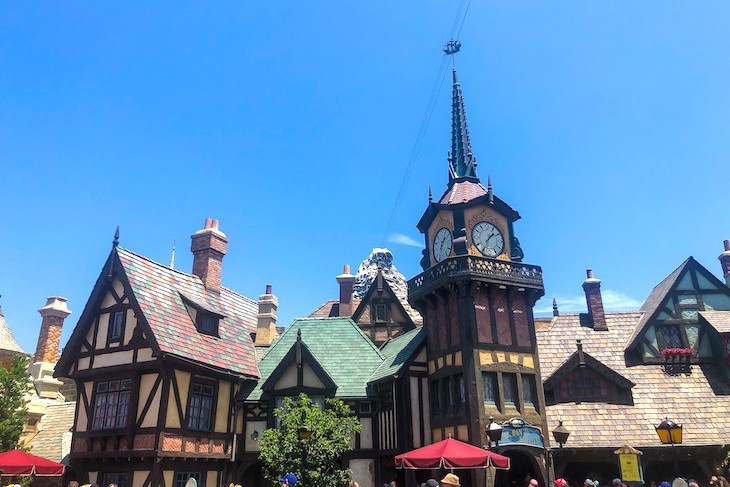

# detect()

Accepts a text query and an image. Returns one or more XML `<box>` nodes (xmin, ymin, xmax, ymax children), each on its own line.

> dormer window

<box><xmin>196</xmin><ymin>312</ymin><xmax>219</xmax><ymax>336</ymax></box>
<box><xmin>559</xmin><ymin>369</ymin><xmax>610</xmax><ymax>400</ymax></box>
<box><xmin>373</xmin><ymin>303</ymin><xmax>390</xmax><ymax>323</ymax></box>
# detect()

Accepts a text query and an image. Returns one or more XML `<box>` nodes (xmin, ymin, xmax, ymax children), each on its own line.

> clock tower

<box><xmin>408</xmin><ymin>66</ymin><xmax>549</xmax><ymax>484</ymax></box>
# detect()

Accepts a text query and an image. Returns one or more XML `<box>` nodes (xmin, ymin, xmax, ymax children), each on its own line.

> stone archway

<box><xmin>495</xmin><ymin>449</ymin><xmax>546</xmax><ymax>487</ymax></box>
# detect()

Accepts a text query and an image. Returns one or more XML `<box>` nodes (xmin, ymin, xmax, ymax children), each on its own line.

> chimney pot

<box><xmin>336</xmin><ymin>264</ymin><xmax>356</xmax><ymax>316</ymax></box>
<box><xmin>255</xmin><ymin>285</ymin><xmax>278</xmax><ymax>347</ymax></box>
<box><xmin>191</xmin><ymin>218</ymin><xmax>229</xmax><ymax>292</ymax></box>
<box><xmin>719</xmin><ymin>240</ymin><xmax>730</xmax><ymax>285</ymax></box>
<box><xmin>582</xmin><ymin>269</ymin><xmax>607</xmax><ymax>331</ymax></box>
<box><xmin>35</xmin><ymin>296</ymin><xmax>72</xmax><ymax>363</ymax></box>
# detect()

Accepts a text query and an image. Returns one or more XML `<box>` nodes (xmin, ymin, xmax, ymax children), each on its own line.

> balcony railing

<box><xmin>408</xmin><ymin>255</ymin><xmax>544</xmax><ymax>296</ymax></box>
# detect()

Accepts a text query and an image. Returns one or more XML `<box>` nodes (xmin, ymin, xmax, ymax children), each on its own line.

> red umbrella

<box><xmin>395</xmin><ymin>437</ymin><xmax>510</xmax><ymax>470</ymax></box>
<box><xmin>0</xmin><ymin>449</ymin><xmax>65</xmax><ymax>476</ymax></box>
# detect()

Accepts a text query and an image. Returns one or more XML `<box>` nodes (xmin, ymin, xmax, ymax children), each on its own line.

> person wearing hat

<box><xmin>554</xmin><ymin>479</ymin><xmax>569</xmax><ymax>487</ymax></box>
<box><xmin>425</xmin><ymin>479</ymin><xmax>440</xmax><ymax>487</ymax></box>
<box><xmin>583</xmin><ymin>479</ymin><xmax>594</xmax><ymax>487</ymax></box>
<box><xmin>440</xmin><ymin>473</ymin><xmax>460</xmax><ymax>487</ymax></box>
<box><xmin>279</xmin><ymin>473</ymin><xmax>298</xmax><ymax>486</ymax></box>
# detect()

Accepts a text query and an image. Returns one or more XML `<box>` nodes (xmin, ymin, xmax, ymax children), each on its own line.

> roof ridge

<box><xmin>118</xmin><ymin>246</ymin><xmax>256</xmax><ymax>304</ymax></box>
<box><xmin>290</xmin><ymin>317</ymin><xmax>386</xmax><ymax>359</ymax></box>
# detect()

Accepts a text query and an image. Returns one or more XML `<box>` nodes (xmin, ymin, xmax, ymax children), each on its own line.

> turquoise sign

<box><xmin>499</xmin><ymin>418</ymin><xmax>544</xmax><ymax>448</ymax></box>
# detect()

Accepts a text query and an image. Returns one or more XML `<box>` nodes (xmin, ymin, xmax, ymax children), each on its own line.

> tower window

<box><xmin>456</xmin><ymin>374</ymin><xmax>465</xmax><ymax>406</ymax></box>
<box><xmin>503</xmin><ymin>373</ymin><xmax>517</xmax><ymax>406</ymax></box>
<box><xmin>522</xmin><ymin>374</ymin><xmax>537</xmax><ymax>408</ymax></box>
<box><xmin>482</xmin><ymin>372</ymin><xmax>498</xmax><ymax>405</ymax></box>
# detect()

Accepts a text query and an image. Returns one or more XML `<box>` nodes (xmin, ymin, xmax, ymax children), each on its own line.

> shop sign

<box><xmin>499</xmin><ymin>418</ymin><xmax>544</xmax><ymax>448</ymax></box>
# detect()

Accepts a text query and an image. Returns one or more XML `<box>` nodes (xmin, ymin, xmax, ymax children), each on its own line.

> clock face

<box><xmin>472</xmin><ymin>221</ymin><xmax>505</xmax><ymax>257</ymax></box>
<box><xmin>433</xmin><ymin>227</ymin><xmax>453</xmax><ymax>263</ymax></box>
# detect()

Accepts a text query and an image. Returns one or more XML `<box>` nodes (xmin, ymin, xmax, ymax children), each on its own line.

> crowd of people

<box><xmin>548</xmin><ymin>476</ymin><xmax>730</xmax><ymax>487</ymax></box>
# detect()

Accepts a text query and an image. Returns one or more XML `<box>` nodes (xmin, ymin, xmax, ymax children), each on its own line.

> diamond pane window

<box><xmin>559</xmin><ymin>369</ymin><xmax>610</xmax><ymax>400</ymax></box>
<box><xmin>660</xmin><ymin>325</ymin><xmax>683</xmax><ymax>348</ymax></box>
<box><xmin>503</xmin><ymin>373</ymin><xmax>517</xmax><ymax>405</ymax></box>
<box><xmin>522</xmin><ymin>375</ymin><xmax>536</xmax><ymax>407</ymax></box>
<box><xmin>482</xmin><ymin>372</ymin><xmax>497</xmax><ymax>404</ymax></box>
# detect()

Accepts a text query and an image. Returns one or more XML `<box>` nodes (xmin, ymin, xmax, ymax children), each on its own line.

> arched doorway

<box><xmin>495</xmin><ymin>449</ymin><xmax>545</xmax><ymax>487</ymax></box>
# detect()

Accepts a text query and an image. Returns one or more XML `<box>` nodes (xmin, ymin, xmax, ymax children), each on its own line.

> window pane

<box><xmin>188</xmin><ymin>381</ymin><xmax>214</xmax><ymax>431</ymax></box>
<box><xmin>92</xmin><ymin>379</ymin><xmax>132</xmax><ymax>430</ymax></box>
<box><xmin>660</xmin><ymin>325</ymin><xmax>683</xmax><ymax>348</ymax></box>
<box><xmin>503</xmin><ymin>374</ymin><xmax>517</xmax><ymax>405</ymax></box>
<box><xmin>112</xmin><ymin>311</ymin><xmax>124</xmax><ymax>339</ymax></box>
<box><xmin>522</xmin><ymin>375</ymin><xmax>535</xmax><ymax>406</ymax></box>
<box><xmin>482</xmin><ymin>372</ymin><xmax>497</xmax><ymax>404</ymax></box>
<box><xmin>559</xmin><ymin>369</ymin><xmax>610</xmax><ymax>400</ymax></box>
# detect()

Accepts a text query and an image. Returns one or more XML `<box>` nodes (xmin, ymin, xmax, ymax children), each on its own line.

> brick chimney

<box><xmin>255</xmin><ymin>284</ymin><xmax>278</xmax><ymax>347</ymax></box>
<box><xmin>34</xmin><ymin>296</ymin><xmax>71</xmax><ymax>363</ymax></box>
<box><xmin>336</xmin><ymin>264</ymin><xmax>356</xmax><ymax>317</ymax></box>
<box><xmin>719</xmin><ymin>240</ymin><xmax>730</xmax><ymax>285</ymax></box>
<box><xmin>582</xmin><ymin>269</ymin><xmax>607</xmax><ymax>331</ymax></box>
<box><xmin>191</xmin><ymin>218</ymin><xmax>229</xmax><ymax>292</ymax></box>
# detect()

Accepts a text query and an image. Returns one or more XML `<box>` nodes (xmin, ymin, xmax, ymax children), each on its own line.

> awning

<box><xmin>0</xmin><ymin>449</ymin><xmax>65</xmax><ymax>476</ymax></box>
<box><xmin>395</xmin><ymin>437</ymin><xmax>510</xmax><ymax>470</ymax></box>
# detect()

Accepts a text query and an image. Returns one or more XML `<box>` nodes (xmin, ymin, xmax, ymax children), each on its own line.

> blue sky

<box><xmin>1</xmin><ymin>2</ymin><xmax>729</xmax><ymax>353</ymax></box>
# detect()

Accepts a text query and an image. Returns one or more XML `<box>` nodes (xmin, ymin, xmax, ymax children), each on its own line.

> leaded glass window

<box><xmin>175</xmin><ymin>472</ymin><xmax>202</xmax><ymax>487</ymax></box>
<box><xmin>482</xmin><ymin>372</ymin><xmax>497</xmax><ymax>404</ymax></box>
<box><xmin>92</xmin><ymin>379</ymin><xmax>132</xmax><ymax>430</ymax></box>
<box><xmin>559</xmin><ymin>369</ymin><xmax>610</xmax><ymax>400</ymax></box>
<box><xmin>503</xmin><ymin>373</ymin><xmax>517</xmax><ymax>405</ymax></box>
<box><xmin>659</xmin><ymin>325</ymin><xmax>683</xmax><ymax>349</ymax></box>
<box><xmin>188</xmin><ymin>382</ymin><xmax>215</xmax><ymax>431</ymax></box>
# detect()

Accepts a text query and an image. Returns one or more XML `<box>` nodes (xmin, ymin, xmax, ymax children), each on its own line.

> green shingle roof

<box><xmin>243</xmin><ymin>317</ymin><xmax>389</xmax><ymax>401</ymax></box>
<box><xmin>368</xmin><ymin>327</ymin><xmax>425</xmax><ymax>383</ymax></box>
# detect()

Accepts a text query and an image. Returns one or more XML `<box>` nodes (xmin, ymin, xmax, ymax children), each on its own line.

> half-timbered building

<box><xmin>55</xmin><ymin>220</ymin><xmax>261</xmax><ymax>487</ymax></box>
<box><xmin>536</xmin><ymin>249</ymin><xmax>730</xmax><ymax>485</ymax></box>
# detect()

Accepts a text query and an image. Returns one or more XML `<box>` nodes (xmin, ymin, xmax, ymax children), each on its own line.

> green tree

<box><xmin>259</xmin><ymin>394</ymin><xmax>361</xmax><ymax>487</ymax></box>
<box><xmin>0</xmin><ymin>355</ymin><xmax>31</xmax><ymax>451</ymax></box>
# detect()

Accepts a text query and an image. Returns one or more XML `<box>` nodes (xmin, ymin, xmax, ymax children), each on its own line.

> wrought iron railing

<box><xmin>408</xmin><ymin>255</ymin><xmax>543</xmax><ymax>294</ymax></box>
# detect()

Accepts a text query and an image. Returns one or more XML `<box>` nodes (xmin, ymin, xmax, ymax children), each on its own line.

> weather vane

<box><xmin>443</xmin><ymin>39</ymin><xmax>461</xmax><ymax>56</ymax></box>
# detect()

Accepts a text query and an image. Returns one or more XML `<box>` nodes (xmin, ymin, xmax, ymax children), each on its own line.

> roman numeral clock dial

<box><xmin>472</xmin><ymin>221</ymin><xmax>504</xmax><ymax>258</ymax></box>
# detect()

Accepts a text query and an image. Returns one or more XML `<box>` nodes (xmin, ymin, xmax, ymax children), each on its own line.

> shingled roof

<box><xmin>368</xmin><ymin>327</ymin><xmax>425</xmax><ymax>384</ymax></box>
<box><xmin>536</xmin><ymin>312</ymin><xmax>730</xmax><ymax>448</ymax></box>
<box><xmin>0</xmin><ymin>307</ymin><xmax>24</xmax><ymax>354</ymax></box>
<box><xmin>57</xmin><ymin>246</ymin><xmax>260</xmax><ymax>379</ymax></box>
<box><xmin>242</xmin><ymin>317</ymin><xmax>386</xmax><ymax>401</ymax></box>
<box><xmin>25</xmin><ymin>402</ymin><xmax>75</xmax><ymax>464</ymax></box>
<box><xmin>116</xmin><ymin>247</ymin><xmax>260</xmax><ymax>378</ymax></box>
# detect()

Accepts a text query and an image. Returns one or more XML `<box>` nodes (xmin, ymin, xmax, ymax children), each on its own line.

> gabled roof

<box><xmin>626</xmin><ymin>257</ymin><xmax>730</xmax><ymax>350</ymax></box>
<box><xmin>0</xmin><ymin>307</ymin><xmax>24</xmax><ymax>354</ymax></box>
<box><xmin>260</xmin><ymin>335</ymin><xmax>338</xmax><ymax>392</ymax></box>
<box><xmin>368</xmin><ymin>327</ymin><xmax>425</xmax><ymax>384</ymax></box>
<box><xmin>699</xmin><ymin>310</ymin><xmax>730</xmax><ymax>333</ymax></box>
<box><xmin>537</xmin><ymin>310</ymin><xmax>730</xmax><ymax>448</ymax></box>
<box><xmin>242</xmin><ymin>317</ymin><xmax>385</xmax><ymax>401</ymax></box>
<box><xmin>352</xmin><ymin>272</ymin><xmax>416</xmax><ymax>329</ymax></box>
<box><xmin>542</xmin><ymin>342</ymin><xmax>634</xmax><ymax>391</ymax></box>
<box><xmin>57</xmin><ymin>246</ymin><xmax>260</xmax><ymax>378</ymax></box>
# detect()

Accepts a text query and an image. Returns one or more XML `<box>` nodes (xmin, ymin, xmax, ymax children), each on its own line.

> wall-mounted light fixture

<box><xmin>250</xmin><ymin>430</ymin><xmax>260</xmax><ymax>441</ymax></box>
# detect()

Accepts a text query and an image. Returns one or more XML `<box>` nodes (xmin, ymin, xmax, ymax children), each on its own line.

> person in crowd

<box><xmin>583</xmin><ymin>479</ymin><xmax>594</xmax><ymax>487</ymax></box>
<box><xmin>390</xmin><ymin>481</ymin><xmax>397</xmax><ymax>487</ymax></box>
<box><xmin>425</xmin><ymin>479</ymin><xmax>439</xmax><ymax>487</ymax></box>
<box><xmin>554</xmin><ymin>478</ymin><xmax>569</xmax><ymax>487</ymax></box>
<box><xmin>108</xmin><ymin>483</ymin><xmax>118</xmax><ymax>487</ymax></box>
<box><xmin>440</xmin><ymin>474</ymin><xmax>460</xmax><ymax>487</ymax></box>
<box><xmin>530</xmin><ymin>479</ymin><xmax>539</xmax><ymax>487</ymax></box>
<box><xmin>612</xmin><ymin>479</ymin><xmax>621</xmax><ymax>487</ymax></box>
<box><xmin>350</xmin><ymin>482</ymin><xmax>359</xmax><ymax>487</ymax></box>
<box><xmin>659</xmin><ymin>481</ymin><xmax>671</xmax><ymax>487</ymax></box>
<box><xmin>278</xmin><ymin>473</ymin><xmax>297</xmax><ymax>487</ymax></box>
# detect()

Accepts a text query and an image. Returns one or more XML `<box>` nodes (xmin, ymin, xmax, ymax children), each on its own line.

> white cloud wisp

<box><xmin>388</xmin><ymin>233</ymin><xmax>423</xmax><ymax>248</ymax></box>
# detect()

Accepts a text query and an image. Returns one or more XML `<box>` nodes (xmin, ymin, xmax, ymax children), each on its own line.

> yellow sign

<box><xmin>619</xmin><ymin>453</ymin><xmax>642</xmax><ymax>482</ymax></box>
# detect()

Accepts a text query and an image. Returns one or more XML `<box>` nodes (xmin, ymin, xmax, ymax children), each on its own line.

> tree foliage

<box><xmin>259</xmin><ymin>394</ymin><xmax>361</xmax><ymax>487</ymax></box>
<box><xmin>0</xmin><ymin>354</ymin><xmax>31</xmax><ymax>451</ymax></box>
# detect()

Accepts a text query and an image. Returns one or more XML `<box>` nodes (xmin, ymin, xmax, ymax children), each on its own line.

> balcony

<box><xmin>408</xmin><ymin>255</ymin><xmax>544</xmax><ymax>300</ymax></box>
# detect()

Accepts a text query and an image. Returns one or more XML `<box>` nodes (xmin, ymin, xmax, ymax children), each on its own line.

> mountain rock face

<box><xmin>353</xmin><ymin>248</ymin><xmax>421</xmax><ymax>323</ymax></box>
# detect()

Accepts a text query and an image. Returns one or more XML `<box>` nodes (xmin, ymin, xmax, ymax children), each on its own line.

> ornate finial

<box><xmin>296</xmin><ymin>328</ymin><xmax>302</xmax><ymax>367</ymax></box>
<box><xmin>487</xmin><ymin>176</ymin><xmax>494</xmax><ymax>204</ymax></box>
<box><xmin>553</xmin><ymin>298</ymin><xmax>559</xmax><ymax>317</ymax></box>
<box><xmin>443</xmin><ymin>39</ymin><xmax>461</xmax><ymax>56</ymax></box>
<box><xmin>113</xmin><ymin>226</ymin><xmax>120</xmax><ymax>248</ymax></box>
<box><xmin>448</xmin><ymin>66</ymin><xmax>478</xmax><ymax>184</ymax></box>
<box><xmin>169</xmin><ymin>240</ymin><xmax>176</xmax><ymax>269</ymax></box>
<box><xmin>428</xmin><ymin>186</ymin><xmax>433</xmax><ymax>202</ymax></box>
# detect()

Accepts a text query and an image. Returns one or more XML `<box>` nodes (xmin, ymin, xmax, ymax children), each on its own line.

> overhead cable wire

<box><xmin>381</xmin><ymin>0</ymin><xmax>472</xmax><ymax>246</ymax></box>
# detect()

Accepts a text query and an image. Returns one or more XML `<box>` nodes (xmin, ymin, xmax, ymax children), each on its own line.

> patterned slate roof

<box><xmin>700</xmin><ymin>310</ymin><xmax>730</xmax><ymax>333</ymax></box>
<box><xmin>368</xmin><ymin>327</ymin><xmax>425</xmax><ymax>383</ymax></box>
<box><xmin>242</xmin><ymin>317</ymin><xmax>386</xmax><ymax>401</ymax></box>
<box><xmin>25</xmin><ymin>402</ymin><xmax>75</xmax><ymax>464</ymax></box>
<box><xmin>117</xmin><ymin>247</ymin><xmax>260</xmax><ymax>378</ymax></box>
<box><xmin>536</xmin><ymin>311</ymin><xmax>730</xmax><ymax>448</ymax></box>
<box><xmin>438</xmin><ymin>180</ymin><xmax>488</xmax><ymax>205</ymax></box>
<box><xmin>0</xmin><ymin>307</ymin><xmax>24</xmax><ymax>354</ymax></box>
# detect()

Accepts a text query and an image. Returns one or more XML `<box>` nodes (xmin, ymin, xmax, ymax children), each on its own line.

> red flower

<box><xmin>661</xmin><ymin>348</ymin><xmax>694</xmax><ymax>356</ymax></box>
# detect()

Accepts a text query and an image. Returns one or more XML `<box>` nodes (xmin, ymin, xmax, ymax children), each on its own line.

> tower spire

<box><xmin>448</xmin><ymin>66</ymin><xmax>478</xmax><ymax>183</ymax></box>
